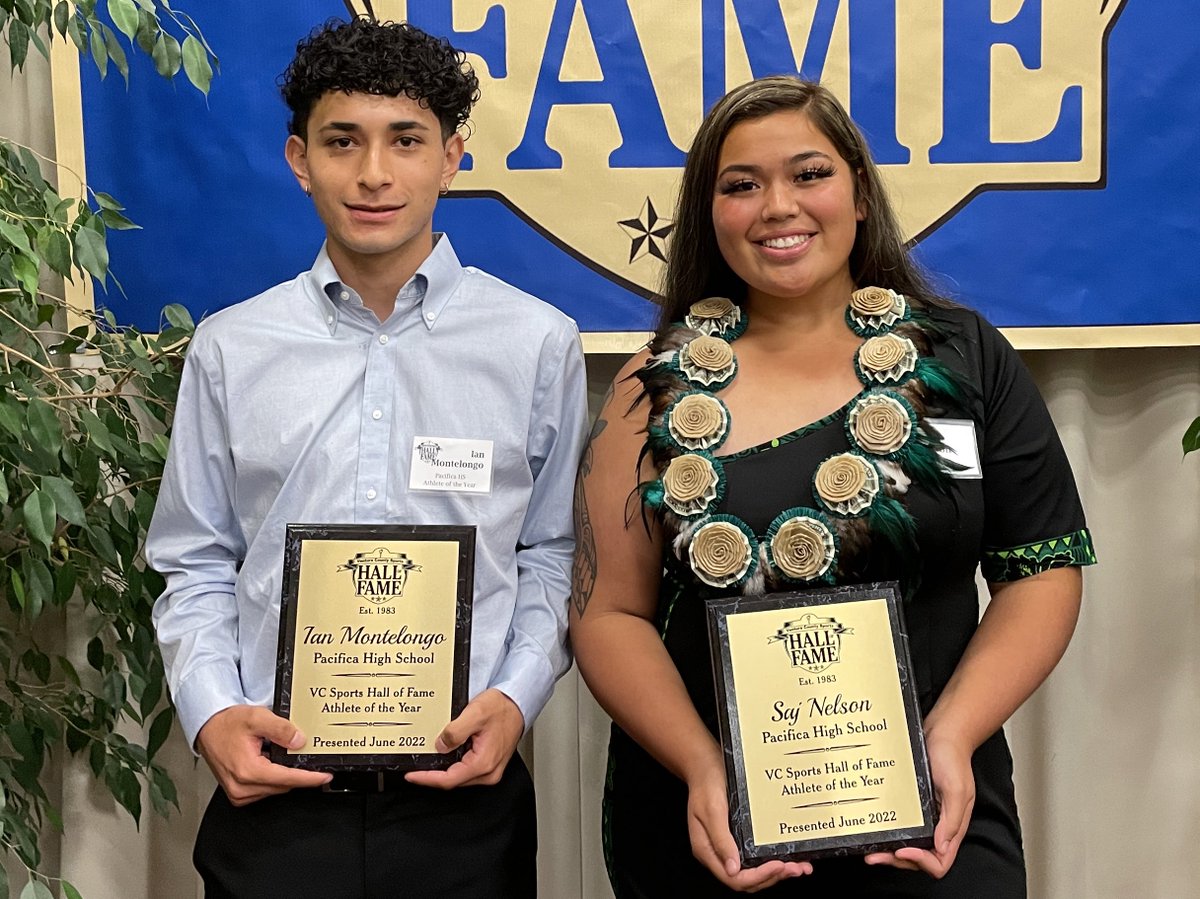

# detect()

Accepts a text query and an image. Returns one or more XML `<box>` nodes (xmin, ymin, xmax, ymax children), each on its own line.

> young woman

<box><xmin>570</xmin><ymin>77</ymin><xmax>1095</xmax><ymax>897</ymax></box>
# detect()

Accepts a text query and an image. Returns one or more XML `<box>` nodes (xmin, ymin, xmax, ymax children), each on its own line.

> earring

<box><xmin>303</xmin><ymin>185</ymin><xmax>312</xmax><ymax>198</ymax></box>
<box><xmin>439</xmin><ymin>184</ymin><xmax>449</xmax><ymax>196</ymax></box>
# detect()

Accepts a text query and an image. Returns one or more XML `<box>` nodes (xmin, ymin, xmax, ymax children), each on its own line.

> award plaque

<box><xmin>270</xmin><ymin>524</ymin><xmax>474</xmax><ymax>771</ymax></box>
<box><xmin>706</xmin><ymin>582</ymin><xmax>935</xmax><ymax>863</ymax></box>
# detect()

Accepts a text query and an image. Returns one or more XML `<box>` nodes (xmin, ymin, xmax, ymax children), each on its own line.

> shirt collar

<box><xmin>307</xmin><ymin>234</ymin><xmax>464</xmax><ymax>335</ymax></box>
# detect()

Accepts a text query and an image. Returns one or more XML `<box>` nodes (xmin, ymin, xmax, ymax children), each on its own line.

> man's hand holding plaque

<box><xmin>271</xmin><ymin>525</ymin><xmax>475</xmax><ymax>771</ymax></box>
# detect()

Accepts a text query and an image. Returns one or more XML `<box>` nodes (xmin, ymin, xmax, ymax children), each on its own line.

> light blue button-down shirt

<box><xmin>146</xmin><ymin>236</ymin><xmax>589</xmax><ymax>748</ymax></box>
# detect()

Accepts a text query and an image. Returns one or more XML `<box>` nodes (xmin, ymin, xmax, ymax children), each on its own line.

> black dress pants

<box><xmin>194</xmin><ymin>755</ymin><xmax>536</xmax><ymax>899</ymax></box>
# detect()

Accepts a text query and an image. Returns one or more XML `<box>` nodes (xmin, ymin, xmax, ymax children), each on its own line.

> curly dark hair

<box><xmin>279</xmin><ymin>16</ymin><xmax>480</xmax><ymax>141</ymax></box>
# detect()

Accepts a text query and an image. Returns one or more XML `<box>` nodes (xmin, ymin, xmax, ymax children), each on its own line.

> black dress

<box><xmin>603</xmin><ymin>307</ymin><xmax>1094</xmax><ymax>898</ymax></box>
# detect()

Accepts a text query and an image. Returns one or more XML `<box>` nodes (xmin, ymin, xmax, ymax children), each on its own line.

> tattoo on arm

<box><xmin>571</xmin><ymin>386</ymin><xmax>613</xmax><ymax>618</ymax></box>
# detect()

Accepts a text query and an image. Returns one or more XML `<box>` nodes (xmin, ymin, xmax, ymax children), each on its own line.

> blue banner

<box><xmin>75</xmin><ymin>1</ymin><xmax>1197</xmax><ymax>337</ymax></box>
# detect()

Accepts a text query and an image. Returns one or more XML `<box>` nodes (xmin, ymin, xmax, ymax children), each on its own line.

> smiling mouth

<box><xmin>347</xmin><ymin>204</ymin><xmax>401</xmax><ymax>213</ymax></box>
<box><xmin>758</xmin><ymin>234</ymin><xmax>812</xmax><ymax>249</ymax></box>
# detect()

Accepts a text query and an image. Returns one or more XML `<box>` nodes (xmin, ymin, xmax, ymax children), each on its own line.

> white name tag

<box><xmin>409</xmin><ymin>436</ymin><xmax>494</xmax><ymax>494</ymax></box>
<box><xmin>925</xmin><ymin>418</ymin><xmax>982</xmax><ymax>479</ymax></box>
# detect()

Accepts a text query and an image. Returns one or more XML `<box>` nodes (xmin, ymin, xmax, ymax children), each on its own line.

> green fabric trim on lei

<box><xmin>981</xmin><ymin>528</ymin><xmax>1097</xmax><ymax>582</ymax></box>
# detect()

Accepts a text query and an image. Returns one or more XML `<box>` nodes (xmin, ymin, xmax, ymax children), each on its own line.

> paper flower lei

<box><xmin>638</xmin><ymin>292</ymin><xmax>968</xmax><ymax>594</ymax></box>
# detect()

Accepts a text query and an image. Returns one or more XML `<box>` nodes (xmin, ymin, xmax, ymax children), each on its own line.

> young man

<box><xmin>146</xmin><ymin>18</ymin><xmax>588</xmax><ymax>897</ymax></box>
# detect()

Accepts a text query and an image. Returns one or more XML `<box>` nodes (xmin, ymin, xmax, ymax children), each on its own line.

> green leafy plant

<box><xmin>1185</xmin><ymin>416</ymin><xmax>1199</xmax><ymax>458</ymax></box>
<box><xmin>2</xmin><ymin>2</ymin><xmax>215</xmax><ymax>895</ymax></box>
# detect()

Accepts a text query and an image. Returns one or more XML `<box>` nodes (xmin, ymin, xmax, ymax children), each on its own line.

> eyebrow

<box><xmin>717</xmin><ymin>151</ymin><xmax>833</xmax><ymax>178</ymax></box>
<box><xmin>318</xmin><ymin>120</ymin><xmax>431</xmax><ymax>134</ymax></box>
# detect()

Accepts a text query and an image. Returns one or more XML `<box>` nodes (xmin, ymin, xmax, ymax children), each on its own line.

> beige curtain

<box><xmin>6</xmin><ymin>48</ymin><xmax>1199</xmax><ymax>899</ymax></box>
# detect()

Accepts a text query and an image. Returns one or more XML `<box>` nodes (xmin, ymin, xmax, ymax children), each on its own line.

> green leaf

<box><xmin>10</xmin><ymin>569</ymin><xmax>26</xmax><ymax>610</ymax></box>
<box><xmin>22</xmin><ymin>559</ymin><xmax>51</xmax><ymax>623</ymax></box>
<box><xmin>134</xmin><ymin>8</ymin><xmax>158</xmax><ymax>54</ymax></box>
<box><xmin>94</xmin><ymin>191</ymin><xmax>124</xmax><ymax>211</ymax></box>
<box><xmin>40</xmin><ymin>476</ymin><xmax>86</xmax><ymax>526</ymax></box>
<box><xmin>88</xmin><ymin>18</ymin><xmax>109</xmax><ymax>78</ymax></box>
<box><xmin>36</xmin><ymin>226</ymin><xmax>72</xmax><ymax>276</ymax></box>
<box><xmin>22</xmin><ymin>150</ymin><xmax>46</xmax><ymax>187</ymax></box>
<box><xmin>58</xmin><ymin>655</ymin><xmax>82</xmax><ymax>687</ymax></box>
<box><xmin>0</xmin><ymin>218</ymin><xmax>33</xmax><ymax>255</ymax></box>
<box><xmin>106</xmin><ymin>762</ymin><xmax>142</xmax><ymax>822</ymax></box>
<box><xmin>12</xmin><ymin>252</ymin><xmax>40</xmax><ymax>299</ymax></box>
<box><xmin>1184</xmin><ymin>416</ymin><xmax>1200</xmax><ymax>457</ymax></box>
<box><xmin>151</xmin><ymin>31</ymin><xmax>180</xmax><ymax>78</ymax></box>
<box><xmin>139</xmin><ymin>669</ymin><xmax>163</xmax><ymax>718</ymax></box>
<box><xmin>152</xmin><ymin>763</ymin><xmax>178</xmax><ymax>808</ymax></box>
<box><xmin>89</xmin><ymin>740</ymin><xmax>105</xmax><ymax>777</ymax></box>
<box><xmin>0</xmin><ymin>865</ymin><xmax>8</xmax><ymax>898</ymax></box>
<box><xmin>133</xmin><ymin>487</ymin><xmax>157</xmax><ymax>530</ymax></box>
<box><xmin>162</xmin><ymin>302</ymin><xmax>194</xmax><ymax>330</ymax></box>
<box><xmin>26</xmin><ymin>399</ymin><xmax>64</xmax><ymax>456</ymax></box>
<box><xmin>81</xmin><ymin>408</ymin><xmax>116</xmax><ymax>455</ymax></box>
<box><xmin>100</xmin><ymin>207</ymin><xmax>140</xmax><ymax>230</ymax></box>
<box><xmin>0</xmin><ymin>470</ymin><xmax>8</xmax><ymax>505</ymax></box>
<box><xmin>74</xmin><ymin>221</ymin><xmax>110</xmax><ymax>282</ymax></box>
<box><xmin>20</xmin><ymin>879</ymin><xmax>54</xmax><ymax>899</ymax></box>
<box><xmin>22</xmin><ymin>490</ymin><xmax>57</xmax><ymax>550</ymax></box>
<box><xmin>28</xmin><ymin>24</ymin><xmax>49</xmax><ymax>61</ymax></box>
<box><xmin>107</xmin><ymin>0</ymin><xmax>139</xmax><ymax>40</ymax></box>
<box><xmin>9</xmin><ymin>19</ymin><xmax>30</xmax><ymax>69</ymax></box>
<box><xmin>102</xmin><ymin>667</ymin><xmax>126</xmax><ymax>709</ymax></box>
<box><xmin>87</xmin><ymin>636</ymin><xmax>104</xmax><ymax>671</ymax></box>
<box><xmin>66</xmin><ymin>11</ymin><xmax>86</xmax><ymax>53</ymax></box>
<box><xmin>53</xmin><ymin>0</ymin><xmax>69</xmax><ymax>37</ymax></box>
<box><xmin>101</xmin><ymin>21</ymin><xmax>129</xmax><ymax>84</ymax></box>
<box><xmin>181</xmin><ymin>33</ymin><xmax>212</xmax><ymax>95</ymax></box>
<box><xmin>147</xmin><ymin>707</ymin><xmax>172</xmax><ymax>760</ymax></box>
<box><xmin>88</xmin><ymin>525</ymin><xmax>120</xmax><ymax>566</ymax></box>
<box><xmin>53</xmin><ymin>560</ymin><xmax>77</xmax><ymax>604</ymax></box>
<box><xmin>8</xmin><ymin>720</ymin><xmax>37</xmax><ymax>766</ymax></box>
<box><xmin>62</xmin><ymin>882</ymin><xmax>83</xmax><ymax>899</ymax></box>
<box><xmin>0</xmin><ymin>399</ymin><xmax>22</xmax><ymax>438</ymax></box>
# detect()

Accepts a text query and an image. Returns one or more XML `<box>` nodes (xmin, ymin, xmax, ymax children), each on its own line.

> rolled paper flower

<box><xmin>679</xmin><ymin>336</ymin><xmax>737</xmax><ymax>387</ymax></box>
<box><xmin>850</xmin><ymin>286</ymin><xmax>898</xmax><ymax>316</ymax></box>
<box><xmin>689</xmin><ymin>518</ymin><xmax>755</xmax><ymax>588</ymax></box>
<box><xmin>685</xmin><ymin>297</ymin><xmax>742</xmax><ymax>336</ymax></box>
<box><xmin>851</xmin><ymin>285</ymin><xmax>905</xmax><ymax>317</ymax></box>
<box><xmin>668</xmin><ymin>392</ymin><xmax>729</xmax><ymax>450</ymax></box>
<box><xmin>848</xmin><ymin>393</ymin><xmax>912</xmax><ymax>455</ymax></box>
<box><xmin>689</xmin><ymin>297</ymin><xmax>736</xmax><ymax>320</ymax></box>
<box><xmin>814</xmin><ymin>452</ymin><xmax>880</xmax><ymax>516</ymax></box>
<box><xmin>662</xmin><ymin>452</ymin><xmax>720</xmax><ymax>516</ymax></box>
<box><xmin>770</xmin><ymin>514</ymin><xmax>836</xmax><ymax>581</ymax></box>
<box><xmin>857</xmin><ymin>333</ymin><xmax>919</xmax><ymax>384</ymax></box>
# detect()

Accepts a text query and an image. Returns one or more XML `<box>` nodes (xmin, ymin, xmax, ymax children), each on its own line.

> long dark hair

<box><xmin>657</xmin><ymin>77</ymin><xmax>951</xmax><ymax>338</ymax></box>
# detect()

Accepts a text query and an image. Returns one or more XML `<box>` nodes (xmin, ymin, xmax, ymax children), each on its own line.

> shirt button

<box><xmin>371</xmin><ymin>409</ymin><xmax>382</xmax><ymax>420</ymax></box>
<box><xmin>366</xmin><ymin>488</ymin><xmax>377</xmax><ymax>500</ymax></box>
<box><xmin>326</xmin><ymin>314</ymin><xmax>334</xmax><ymax>325</ymax></box>
<box><xmin>339</xmin><ymin>290</ymin><xmax>349</xmax><ymax>301</ymax></box>
<box><xmin>425</xmin><ymin>311</ymin><xmax>436</xmax><ymax>322</ymax></box>
<box><xmin>378</xmin><ymin>334</ymin><xmax>389</xmax><ymax>345</ymax></box>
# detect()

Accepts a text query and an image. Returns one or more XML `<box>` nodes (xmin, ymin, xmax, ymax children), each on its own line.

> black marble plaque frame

<box><xmin>270</xmin><ymin>524</ymin><xmax>474</xmax><ymax>772</ymax></box>
<box><xmin>706</xmin><ymin>582</ymin><xmax>935</xmax><ymax>863</ymax></box>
